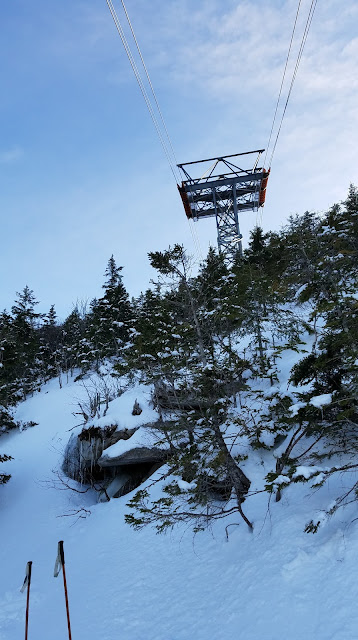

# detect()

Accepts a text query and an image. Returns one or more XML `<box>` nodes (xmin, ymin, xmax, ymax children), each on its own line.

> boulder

<box><xmin>98</xmin><ymin>445</ymin><xmax>167</xmax><ymax>468</ymax></box>
<box><xmin>63</xmin><ymin>422</ymin><xmax>168</xmax><ymax>499</ymax></box>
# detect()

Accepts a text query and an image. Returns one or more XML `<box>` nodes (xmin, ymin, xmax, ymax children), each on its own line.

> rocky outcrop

<box><xmin>63</xmin><ymin>420</ymin><xmax>233</xmax><ymax>504</ymax></box>
<box><xmin>98</xmin><ymin>445</ymin><xmax>167</xmax><ymax>468</ymax></box>
<box><xmin>62</xmin><ymin>422</ymin><xmax>168</xmax><ymax>500</ymax></box>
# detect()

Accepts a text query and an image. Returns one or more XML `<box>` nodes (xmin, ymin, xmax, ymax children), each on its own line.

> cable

<box><xmin>105</xmin><ymin>0</ymin><xmax>179</xmax><ymax>183</ymax></box>
<box><xmin>189</xmin><ymin>218</ymin><xmax>204</xmax><ymax>262</ymax></box>
<box><xmin>269</xmin><ymin>0</ymin><xmax>318</xmax><ymax>166</ymax></box>
<box><xmin>120</xmin><ymin>0</ymin><xmax>179</xmax><ymax>171</ymax></box>
<box><xmin>263</xmin><ymin>0</ymin><xmax>303</xmax><ymax>169</ymax></box>
<box><xmin>105</xmin><ymin>1</ymin><xmax>206</xmax><ymax>263</ymax></box>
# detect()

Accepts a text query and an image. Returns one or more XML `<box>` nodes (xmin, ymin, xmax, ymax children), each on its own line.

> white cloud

<box><xmin>145</xmin><ymin>0</ymin><xmax>358</xmax><ymax>219</ymax></box>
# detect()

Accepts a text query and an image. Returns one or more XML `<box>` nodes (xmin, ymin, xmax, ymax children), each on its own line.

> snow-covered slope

<box><xmin>1</xmin><ymin>374</ymin><xmax>358</xmax><ymax>640</ymax></box>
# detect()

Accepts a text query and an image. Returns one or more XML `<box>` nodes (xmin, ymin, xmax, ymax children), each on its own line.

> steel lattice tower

<box><xmin>178</xmin><ymin>150</ymin><xmax>269</xmax><ymax>264</ymax></box>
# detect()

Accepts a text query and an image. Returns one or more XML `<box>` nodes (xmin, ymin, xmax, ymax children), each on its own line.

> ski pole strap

<box><xmin>54</xmin><ymin>541</ymin><xmax>65</xmax><ymax>577</ymax></box>
<box><xmin>20</xmin><ymin>561</ymin><xmax>32</xmax><ymax>593</ymax></box>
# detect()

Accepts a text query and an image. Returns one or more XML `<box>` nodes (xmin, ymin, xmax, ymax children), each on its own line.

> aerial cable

<box><xmin>269</xmin><ymin>0</ymin><xmax>318</xmax><ymax>166</ymax></box>
<box><xmin>105</xmin><ymin>0</ymin><xmax>203</xmax><ymax>262</ymax></box>
<box><xmin>119</xmin><ymin>0</ymin><xmax>179</xmax><ymax>169</ymax></box>
<box><xmin>105</xmin><ymin>0</ymin><xmax>179</xmax><ymax>183</ymax></box>
<box><xmin>263</xmin><ymin>0</ymin><xmax>303</xmax><ymax>169</ymax></box>
<box><xmin>190</xmin><ymin>219</ymin><xmax>204</xmax><ymax>264</ymax></box>
<box><xmin>189</xmin><ymin>218</ymin><xmax>204</xmax><ymax>262</ymax></box>
<box><xmin>106</xmin><ymin>0</ymin><xmax>177</xmax><ymax>181</ymax></box>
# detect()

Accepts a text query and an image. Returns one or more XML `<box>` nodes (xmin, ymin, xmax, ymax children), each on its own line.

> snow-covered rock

<box><xmin>63</xmin><ymin>421</ymin><xmax>168</xmax><ymax>500</ymax></box>
<box><xmin>98</xmin><ymin>425</ymin><xmax>167</xmax><ymax>467</ymax></box>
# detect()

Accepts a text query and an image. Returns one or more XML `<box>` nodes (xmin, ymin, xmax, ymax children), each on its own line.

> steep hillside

<box><xmin>1</xmin><ymin>359</ymin><xmax>358</xmax><ymax>639</ymax></box>
<box><xmin>1</xmin><ymin>189</ymin><xmax>358</xmax><ymax>638</ymax></box>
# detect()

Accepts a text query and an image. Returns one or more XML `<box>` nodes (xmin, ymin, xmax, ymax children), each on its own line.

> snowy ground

<box><xmin>1</xmin><ymin>373</ymin><xmax>358</xmax><ymax>639</ymax></box>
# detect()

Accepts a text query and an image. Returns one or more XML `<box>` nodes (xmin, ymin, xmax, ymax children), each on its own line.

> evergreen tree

<box><xmin>0</xmin><ymin>454</ymin><xmax>11</xmax><ymax>485</ymax></box>
<box><xmin>194</xmin><ymin>247</ymin><xmax>232</xmax><ymax>346</ymax></box>
<box><xmin>61</xmin><ymin>306</ymin><xmax>86</xmax><ymax>374</ymax></box>
<box><xmin>10</xmin><ymin>286</ymin><xmax>42</xmax><ymax>398</ymax></box>
<box><xmin>263</xmin><ymin>187</ymin><xmax>358</xmax><ymax>516</ymax></box>
<box><xmin>83</xmin><ymin>257</ymin><xmax>133</xmax><ymax>367</ymax></box>
<box><xmin>149</xmin><ymin>245</ymin><xmax>207</xmax><ymax>365</ymax></box>
<box><xmin>39</xmin><ymin>305</ymin><xmax>62</xmax><ymax>382</ymax></box>
<box><xmin>125</xmin><ymin>245</ymin><xmax>253</xmax><ymax>532</ymax></box>
<box><xmin>0</xmin><ymin>310</ymin><xmax>18</xmax><ymax>406</ymax></box>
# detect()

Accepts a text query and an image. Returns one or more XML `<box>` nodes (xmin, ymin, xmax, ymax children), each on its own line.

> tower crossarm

<box><xmin>177</xmin><ymin>150</ymin><xmax>270</xmax><ymax>264</ymax></box>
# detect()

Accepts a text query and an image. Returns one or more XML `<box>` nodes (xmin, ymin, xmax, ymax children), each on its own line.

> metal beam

<box><xmin>194</xmin><ymin>202</ymin><xmax>259</xmax><ymax>218</ymax></box>
<box><xmin>189</xmin><ymin>186</ymin><xmax>257</xmax><ymax>203</ymax></box>
<box><xmin>177</xmin><ymin>149</ymin><xmax>265</xmax><ymax>167</ymax></box>
<box><xmin>177</xmin><ymin>149</ymin><xmax>267</xmax><ymax>267</ymax></box>
<box><xmin>183</xmin><ymin>172</ymin><xmax>265</xmax><ymax>193</ymax></box>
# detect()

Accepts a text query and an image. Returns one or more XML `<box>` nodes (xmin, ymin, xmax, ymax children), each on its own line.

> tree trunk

<box><xmin>212</xmin><ymin>418</ymin><xmax>252</xmax><ymax>528</ymax></box>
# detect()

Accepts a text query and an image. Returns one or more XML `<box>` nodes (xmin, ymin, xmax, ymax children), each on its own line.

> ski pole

<box><xmin>54</xmin><ymin>541</ymin><xmax>72</xmax><ymax>640</ymax></box>
<box><xmin>20</xmin><ymin>561</ymin><xmax>32</xmax><ymax>640</ymax></box>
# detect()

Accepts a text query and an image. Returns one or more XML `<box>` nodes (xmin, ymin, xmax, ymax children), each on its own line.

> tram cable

<box><xmin>105</xmin><ymin>0</ymin><xmax>180</xmax><ymax>184</ymax></box>
<box><xmin>105</xmin><ymin>0</ymin><xmax>203</xmax><ymax>263</ymax></box>
<box><xmin>263</xmin><ymin>0</ymin><xmax>303</xmax><ymax>169</ymax></box>
<box><xmin>119</xmin><ymin>0</ymin><xmax>179</xmax><ymax>169</ymax></box>
<box><xmin>267</xmin><ymin>0</ymin><xmax>318</xmax><ymax>168</ymax></box>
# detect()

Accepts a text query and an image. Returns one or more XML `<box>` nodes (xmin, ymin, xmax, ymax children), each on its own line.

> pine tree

<box><xmin>83</xmin><ymin>257</ymin><xmax>133</xmax><ymax>367</ymax></box>
<box><xmin>149</xmin><ymin>245</ymin><xmax>208</xmax><ymax>365</ymax></box>
<box><xmin>194</xmin><ymin>247</ymin><xmax>232</xmax><ymax>346</ymax></box>
<box><xmin>0</xmin><ymin>310</ymin><xmax>18</xmax><ymax>406</ymax></box>
<box><xmin>262</xmin><ymin>187</ymin><xmax>358</xmax><ymax>515</ymax></box>
<box><xmin>10</xmin><ymin>286</ymin><xmax>42</xmax><ymax>399</ymax></box>
<box><xmin>61</xmin><ymin>306</ymin><xmax>86</xmax><ymax>374</ymax></box>
<box><xmin>0</xmin><ymin>454</ymin><xmax>12</xmax><ymax>485</ymax></box>
<box><xmin>39</xmin><ymin>305</ymin><xmax>62</xmax><ymax>382</ymax></box>
<box><xmin>125</xmin><ymin>245</ymin><xmax>253</xmax><ymax>532</ymax></box>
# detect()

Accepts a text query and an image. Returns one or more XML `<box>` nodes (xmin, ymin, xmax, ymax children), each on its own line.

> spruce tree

<box><xmin>0</xmin><ymin>454</ymin><xmax>11</xmax><ymax>485</ymax></box>
<box><xmin>61</xmin><ymin>306</ymin><xmax>86</xmax><ymax>374</ymax></box>
<box><xmin>83</xmin><ymin>257</ymin><xmax>133</xmax><ymax>367</ymax></box>
<box><xmin>10</xmin><ymin>286</ymin><xmax>42</xmax><ymax>398</ymax></box>
<box><xmin>39</xmin><ymin>305</ymin><xmax>62</xmax><ymax>382</ymax></box>
<box><xmin>0</xmin><ymin>310</ymin><xmax>18</xmax><ymax>406</ymax></box>
<box><xmin>125</xmin><ymin>245</ymin><xmax>253</xmax><ymax>532</ymax></box>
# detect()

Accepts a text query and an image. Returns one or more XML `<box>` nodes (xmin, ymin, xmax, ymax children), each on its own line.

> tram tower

<box><xmin>178</xmin><ymin>149</ymin><xmax>270</xmax><ymax>263</ymax></box>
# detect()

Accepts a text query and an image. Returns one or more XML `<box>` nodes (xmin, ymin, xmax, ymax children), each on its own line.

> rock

<box><xmin>131</xmin><ymin>399</ymin><xmax>142</xmax><ymax>416</ymax></box>
<box><xmin>97</xmin><ymin>461</ymin><xmax>163</xmax><ymax>501</ymax></box>
<box><xmin>98</xmin><ymin>445</ymin><xmax>167</xmax><ymax>468</ymax></box>
<box><xmin>98</xmin><ymin>473</ymin><xmax>133</xmax><ymax>502</ymax></box>
<box><xmin>106</xmin><ymin>428</ymin><xmax>137</xmax><ymax>447</ymax></box>
<box><xmin>63</xmin><ymin>422</ymin><xmax>168</xmax><ymax>499</ymax></box>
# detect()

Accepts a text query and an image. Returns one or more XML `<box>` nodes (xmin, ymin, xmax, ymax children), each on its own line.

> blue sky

<box><xmin>1</xmin><ymin>0</ymin><xmax>357</xmax><ymax>318</ymax></box>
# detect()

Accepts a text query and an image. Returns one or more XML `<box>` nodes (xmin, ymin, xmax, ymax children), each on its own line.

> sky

<box><xmin>1</xmin><ymin>0</ymin><xmax>357</xmax><ymax>318</ymax></box>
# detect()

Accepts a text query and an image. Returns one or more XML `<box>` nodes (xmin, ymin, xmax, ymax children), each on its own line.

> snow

<box><xmin>92</xmin><ymin>384</ymin><xmax>157</xmax><ymax>430</ymax></box>
<box><xmin>295</xmin><ymin>283</ymin><xmax>308</xmax><ymax>298</ymax></box>
<box><xmin>310</xmin><ymin>393</ymin><xmax>333</xmax><ymax>408</ymax></box>
<box><xmin>293</xmin><ymin>465</ymin><xmax>325</xmax><ymax>480</ymax></box>
<box><xmin>1</xmin><ymin>370</ymin><xmax>358</xmax><ymax>639</ymax></box>
<box><xmin>290</xmin><ymin>401</ymin><xmax>306</xmax><ymax>415</ymax></box>
<box><xmin>273</xmin><ymin>474</ymin><xmax>291</xmax><ymax>485</ymax></box>
<box><xmin>257</xmin><ymin>430</ymin><xmax>276</xmax><ymax>448</ymax></box>
<box><xmin>175</xmin><ymin>478</ymin><xmax>197</xmax><ymax>491</ymax></box>
<box><xmin>312</xmin><ymin>473</ymin><xmax>326</xmax><ymax>486</ymax></box>
<box><xmin>99</xmin><ymin>424</ymin><xmax>158</xmax><ymax>461</ymax></box>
